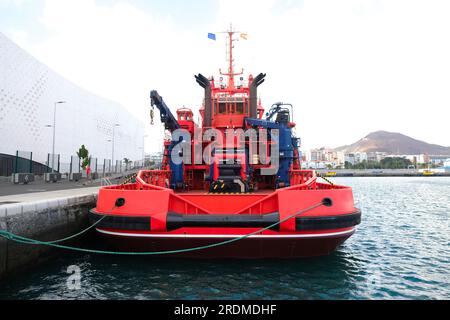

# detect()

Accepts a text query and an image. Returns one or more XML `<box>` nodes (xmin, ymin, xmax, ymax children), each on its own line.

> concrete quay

<box><xmin>0</xmin><ymin>187</ymin><xmax>100</xmax><ymax>280</ymax></box>
<box><xmin>0</xmin><ymin>169</ymin><xmax>139</xmax><ymax>197</ymax></box>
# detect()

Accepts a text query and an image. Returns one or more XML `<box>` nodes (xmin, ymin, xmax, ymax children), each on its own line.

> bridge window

<box><xmin>236</xmin><ymin>102</ymin><xmax>244</xmax><ymax>114</ymax></box>
<box><xmin>214</xmin><ymin>97</ymin><xmax>247</xmax><ymax>115</ymax></box>
<box><xmin>218</xmin><ymin>102</ymin><xmax>227</xmax><ymax>114</ymax></box>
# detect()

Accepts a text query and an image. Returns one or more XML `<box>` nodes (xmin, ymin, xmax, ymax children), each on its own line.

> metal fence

<box><xmin>0</xmin><ymin>150</ymin><xmax>157</xmax><ymax>177</ymax></box>
<box><xmin>46</xmin><ymin>153</ymin><xmax>60</xmax><ymax>173</ymax></box>
<box><xmin>70</xmin><ymin>155</ymin><xmax>80</xmax><ymax>174</ymax></box>
<box><xmin>13</xmin><ymin>151</ymin><xmax>33</xmax><ymax>174</ymax></box>
<box><xmin>0</xmin><ymin>152</ymin><xmax>51</xmax><ymax>176</ymax></box>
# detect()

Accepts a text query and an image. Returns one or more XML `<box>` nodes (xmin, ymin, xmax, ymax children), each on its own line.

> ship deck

<box><xmin>173</xmin><ymin>189</ymin><xmax>276</xmax><ymax>195</ymax></box>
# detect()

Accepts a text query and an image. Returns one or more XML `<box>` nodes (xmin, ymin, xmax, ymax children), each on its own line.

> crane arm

<box><xmin>150</xmin><ymin>90</ymin><xmax>181</xmax><ymax>132</ymax></box>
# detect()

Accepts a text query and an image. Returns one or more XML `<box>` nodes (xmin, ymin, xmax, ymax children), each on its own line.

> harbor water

<box><xmin>1</xmin><ymin>177</ymin><xmax>449</xmax><ymax>300</ymax></box>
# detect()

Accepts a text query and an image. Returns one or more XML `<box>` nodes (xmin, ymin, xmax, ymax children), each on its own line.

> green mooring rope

<box><xmin>2</xmin><ymin>215</ymin><xmax>107</xmax><ymax>245</ymax></box>
<box><xmin>0</xmin><ymin>202</ymin><xmax>324</xmax><ymax>256</ymax></box>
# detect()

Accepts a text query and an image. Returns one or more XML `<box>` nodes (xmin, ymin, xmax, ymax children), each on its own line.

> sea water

<box><xmin>1</xmin><ymin>177</ymin><xmax>449</xmax><ymax>300</ymax></box>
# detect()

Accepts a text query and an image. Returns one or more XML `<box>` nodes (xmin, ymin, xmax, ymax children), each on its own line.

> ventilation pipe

<box><xmin>195</xmin><ymin>74</ymin><xmax>212</xmax><ymax>127</ymax></box>
<box><xmin>249</xmin><ymin>73</ymin><xmax>266</xmax><ymax>119</ymax></box>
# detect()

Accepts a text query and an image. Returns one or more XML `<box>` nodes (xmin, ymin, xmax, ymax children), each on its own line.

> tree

<box><xmin>343</xmin><ymin>157</ymin><xmax>413</xmax><ymax>170</ymax></box>
<box><xmin>123</xmin><ymin>158</ymin><xmax>132</xmax><ymax>171</ymax></box>
<box><xmin>345</xmin><ymin>161</ymin><xmax>353</xmax><ymax>169</ymax></box>
<box><xmin>144</xmin><ymin>159</ymin><xmax>155</xmax><ymax>168</ymax></box>
<box><xmin>76</xmin><ymin>145</ymin><xmax>90</xmax><ymax>170</ymax></box>
<box><xmin>380</xmin><ymin>157</ymin><xmax>412</xmax><ymax>169</ymax></box>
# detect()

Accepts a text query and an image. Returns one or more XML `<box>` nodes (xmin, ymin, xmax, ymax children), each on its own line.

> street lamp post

<box><xmin>142</xmin><ymin>134</ymin><xmax>148</xmax><ymax>167</ymax></box>
<box><xmin>51</xmin><ymin>101</ymin><xmax>66</xmax><ymax>173</ymax></box>
<box><xmin>106</xmin><ymin>139</ymin><xmax>112</xmax><ymax>174</ymax></box>
<box><xmin>111</xmin><ymin>123</ymin><xmax>120</xmax><ymax>172</ymax></box>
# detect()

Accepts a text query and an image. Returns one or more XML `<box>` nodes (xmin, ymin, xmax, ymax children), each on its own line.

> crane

<box><xmin>150</xmin><ymin>90</ymin><xmax>184</xmax><ymax>189</ymax></box>
<box><xmin>150</xmin><ymin>90</ymin><xmax>180</xmax><ymax>132</ymax></box>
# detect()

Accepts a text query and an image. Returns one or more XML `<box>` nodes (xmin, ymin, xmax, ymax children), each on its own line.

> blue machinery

<box><xmin>150</xmin><ymin>90</ymin><xmax>184</xmax><ymax>189</ymax></box>
<box><xmin>245</xmin><ymin>102</ymin><xmax>300</xmax><ymax>189</ymax></box>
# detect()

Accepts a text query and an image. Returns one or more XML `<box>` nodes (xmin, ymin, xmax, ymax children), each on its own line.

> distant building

<box><xmin>0</xmin><ymin>32</ymin><xmax>145</xmax><ymax>176</ymax></box>
<box><xmin>429</xmin><ymin>155</ymin><xmax>450</xmax><ymax>165</ymax></box>
<box><xmin>301</xmin><ymin>161</ymin><xmax>336</xmax><ymax>170</ymax></box>
<box><xmin>344</xmin><ymin>152</ymin><xmax>367</xmax><ymax>165</ymax></box>
<box><xmin>443</xmin><ymin>158</ymin><xmax>450</xmax><ymax>171</ymax></box>
<box><xmin>306</xmin><ymin>147</ymin><xmax>450</xmax><ymax>169</ymax></box>
<box><xmin>356</xmin><ymin>152</ymin><xmax>368</xmax><ymax>163</ymax></box>
<box><xmin>304</xmin><ymin>148</ymin><xmax>344</xmax><ymax>169</ymax></box>
<box><xmin>344</xmin><ymin>153</ymin><xmax>355</xmax><ymax>165</ymax></box>
<box><xmin>386</xmin><ymin>154</ymin><xmax>447</xmax><ymax>165</ymax></box>
<box><xmin>367</xmin><ymin>152</ymin><xmax>386</xmax><ymax>162</ymax></box>
<box><xmin>333</xmin><ymin>151</ymin><xmax>345</xmax><ymax>167</ymax></box>
<box><xmin>308</xmin><ymin>148</ymin><xmax>324</xmax><ymax>162</ymax></box>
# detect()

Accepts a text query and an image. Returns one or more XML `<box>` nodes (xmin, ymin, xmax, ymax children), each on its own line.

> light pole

<box><xmin>111</xmin><ymin>123</ymin><xmax>120</xmax><ymax>172</ymax></box>
<box><xmin>106</xmin><ymin>139</ymin><xmax>112</xmax><ymax>173</ymax></box>
<box><xmin>50</xmin><ymin>101</ymin><xmax>66</xmax><ymax>173</ymax></box>
<box><xmin>142</xmin><ymin>134</ymin><xmax>148</xmax><ymax>167</ymax></box>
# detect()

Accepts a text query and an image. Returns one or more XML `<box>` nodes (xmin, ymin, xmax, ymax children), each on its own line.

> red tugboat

<box><xmin>89</xmin><ymin>28</ymin><xmax>361</xmax><ymax>258</ymax></box>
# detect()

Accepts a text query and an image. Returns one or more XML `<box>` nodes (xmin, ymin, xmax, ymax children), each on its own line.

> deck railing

<box><xmin>289</xmin><ymin>170</ymin><xmax>317</xmax><ymax>190</ymax></box>
<box><xmin>136</xmin><ymin>170</ymin><xmax>171</xmax><ymax>190</ymax></box>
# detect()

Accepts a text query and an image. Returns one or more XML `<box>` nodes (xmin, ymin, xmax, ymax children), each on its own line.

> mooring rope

<box><xmin>2</xmin><ymin>216</ymin><xmax>107</xmax><ymax>245</ymax></box>
<box><xmin>0</xmin><ymin>201</ymin><xmax>327</xmax><ymax>256</ymax></box>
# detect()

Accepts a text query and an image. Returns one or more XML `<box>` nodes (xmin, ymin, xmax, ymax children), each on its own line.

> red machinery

<box><xmin>89</xmin><ymin>28</ymin><xmax>361</xmax><ymax>258</ymax></box>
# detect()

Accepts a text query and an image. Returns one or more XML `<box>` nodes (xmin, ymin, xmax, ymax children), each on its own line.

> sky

<box><xmin>1</xmin><ymin>0</ymin><xmax>449</xmax><ymax>153</ymax></box>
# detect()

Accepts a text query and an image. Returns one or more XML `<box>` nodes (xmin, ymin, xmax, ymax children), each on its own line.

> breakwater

<box><xmin>316</xmin><ymin>169</ymin><xmax>450</xmax><ymax>177</ymax></box>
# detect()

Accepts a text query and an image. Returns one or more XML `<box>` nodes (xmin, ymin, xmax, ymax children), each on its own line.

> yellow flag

<box><xmin>240</xmin><ymin>33</ymin><xmax>248</xmax><ymax>40</ymax></box>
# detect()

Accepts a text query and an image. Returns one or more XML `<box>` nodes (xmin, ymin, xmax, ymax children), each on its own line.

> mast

<box><xmin>219</xmin><ymin>24</ymin><xmax>243</xmax><ymax>90</ymax></box>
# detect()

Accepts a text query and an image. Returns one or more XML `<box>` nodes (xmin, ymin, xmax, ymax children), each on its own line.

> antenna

<box><xmin>217</xmin><ymin>24</ymin><xmax>245</xmax><ymax>89</ymax></box>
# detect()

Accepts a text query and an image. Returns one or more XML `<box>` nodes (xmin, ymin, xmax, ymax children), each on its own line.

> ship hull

<box><xmin>94</xmin><ymin>227</ymin><xmax>355</xmax><ymax>259</ymax></box>
<box><xmin>89</xmin><ymin>170</ymin><xmax>361</xmax><ymax>259</ymax></box>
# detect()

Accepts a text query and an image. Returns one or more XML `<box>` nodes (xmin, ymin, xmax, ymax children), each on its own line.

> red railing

<box><xmin>99</xmin><ymin>169</ymin><xmax>348</xmax><ymax>216</ymax></box>
<box><xmin>136</xmin><ymin>170</ymin><xmax>171</xmax><ymax>190</ymax></box>
<box><xmin>289</xmin><ymin>170</ymin><xmax>317</xmax><ymax>190</ymax></box>
<box><xmin>234</xmin><ymin>170</ymin><xmax>318</xmax><ymax>214</ymax></box>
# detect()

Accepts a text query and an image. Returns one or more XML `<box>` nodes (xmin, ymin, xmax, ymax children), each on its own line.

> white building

<box><xmin>304</xmin><ymin>148</ymin><xmax>345</xmax><ymax>168</ymax></box>
<box><xmin>367</xmin><ymin>152</ymin><xmax>386</xmax><ymax>162</ymax></box>
<box><xmin>0</xmin><ymin>32</ymin><xmax>144</xmax><ymax>171</ymax></box>
<box><xmin>443</xmin><ymin>158</ymin><xmax>450</xmax><ymax>170</ymax></box>
<box><xmin>345</xmin><ymin>152</ymin><xmax>368</xmax><ymax>165</ymax></box>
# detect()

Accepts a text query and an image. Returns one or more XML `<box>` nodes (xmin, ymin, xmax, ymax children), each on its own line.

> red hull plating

<box><xmin>90</xmin><ymin>171</ymin><xmax>361</xmax><ymax>259</ymax></box>
<box><xmin>90</xmin><ymin>170</ymin><xmax>361</xmax><ymax>259</ymax></box>
<box><xmin>95</xmin><ymin>228</ymin><xmax>355</xmax><ymax>259</ymax></box>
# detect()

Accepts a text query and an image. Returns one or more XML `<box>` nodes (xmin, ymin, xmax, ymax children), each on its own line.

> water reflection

<box><xmin>1</xmin><ymin>246</ymin><xmax>366</xmax><ymax>300</ymax></box>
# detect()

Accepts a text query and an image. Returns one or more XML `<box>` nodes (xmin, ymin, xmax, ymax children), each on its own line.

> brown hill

<box><xmin>335</xmin><ymin>131</ymin><xmax>450</xmax><ymax>155</ymax></box>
